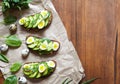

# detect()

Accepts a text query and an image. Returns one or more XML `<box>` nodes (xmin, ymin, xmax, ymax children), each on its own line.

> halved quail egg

<box><xmin>52</xmin><ymin>42</ymin><xmax>59</xmax><ymax>51</ymax></box>
<box><xmin>47</xmin><ymin>61</ymin><xmax>55</xmax><ymax>68</ymax></box>
<box><xmin>19</xmin><ymin>17</ymin><xmax>27</xmax><ymax>25</ymax></box>
<box><xmin>26</xmin><ymin>37</ymin><xmax>35</xmax><ymax>44</ymax></box>
<box><xmin>38</xmin><ymin>64</ymin><xmax>46</xmax><ymax>73</ymax></box>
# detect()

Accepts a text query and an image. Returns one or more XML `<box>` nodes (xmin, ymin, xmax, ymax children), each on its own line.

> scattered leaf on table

<box><xmin>4</xmin><ymin>75</ymin><xmax>17</xmax><ymax>84</ymax></box>
<box><xmin>5</xmin><ymin>35</ymin><xmax>22</xmax><ymax>47</ymax></box>
<box><xmin>10</xmin><ymin>62</ymin><xmax>22</xmax><ymax>73</ymax></box>
<box><xmin>4</xmin><ymin>15</ymin><xmax>17</xmax><ymax>25</ymax></box>
<box><xmin>82</xmin><ymin>78</ymin><xmax>100</xmax><ymax>84</ymax></box>
<box><xmin>0</xmin><ymin>53</ymin><xmax>9</xmax><ymax>63</ymax></box>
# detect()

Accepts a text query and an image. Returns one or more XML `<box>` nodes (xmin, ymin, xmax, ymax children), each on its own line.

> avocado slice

<box><xmin>33</xmin><ymin>14</ymin><xmax>43</xmax><ymax>28</ymax></box>
<box><xmin>28</xmin><ymin>43</ymin><xmax>37</xmax><ymax>49</ymax></box>
<box><xmin>23</xmin><ymin>71</ymin><xmax>32</xmax><ymax>76</ymax></box>
<box><xmin>47</xmin><ymin>42</ymin><xmax>53</xmax><ymax>51</ymax></box>
<box><xmin>45</xmin><ymin>18</ymin><xmax>49</xmax><ymax>27</ymax></box>
<box><xmin>28</xmin><ymin>16</ymin><xmax>34</xmax><ymax>28</ymax></box>
<box><xmin>32</xmin><ymin>14</ymin><xmax>40</xmax><ymax>28</ymax></box>
<box><xmin>24</xmin><ymin>17</ymin><xmax>30</xmax><ymax>28</ymax></box>
<box><xmin>33</xmin><ymin>39</ymin><xmax>42</xmax><ymax>50</ymax></box>
<box><xmin>29</xmin><ymin>72</ymin><xmax>38</xmax><ymax>78</ymax></box>
<box><xmin>36</xmin><ymin>72</ymin><xmax>42</xmax><ymax>78</ymax></box>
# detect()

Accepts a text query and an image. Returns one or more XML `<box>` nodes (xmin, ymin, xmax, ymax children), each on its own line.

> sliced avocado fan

<box><xmin>23</xmin><ymin>60</ymin><xmax>56</xmax><ymax>78</ymax></box>
<box><xmin>26</xmin><ymin>36</ymin><xmax>60</xmax><ymax>55</ymax></box>
<box><xmin>19</xmin><ymin>10</ymin><xmax>52</xmax><ymax>30</ymax></box>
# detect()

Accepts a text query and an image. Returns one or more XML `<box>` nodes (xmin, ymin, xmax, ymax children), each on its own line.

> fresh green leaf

<box><xmin>10</xmin><ymin>62</ymin><xmax>22</xmax><ymax>73</ymax></box>
<box><xmin>82</xmin><ymin>78</ymin><xmax>99</xmax><ymax>84</ymax></box>
<box><xmin>4</xmin><ymin>75</ymin><xmax>17</xmax><ymax>84</ymax></box>
<box><xmin>5</xmin><ymin>35</ymin><xmax>22</xmax><ymax>47</ymax></box>
<box><xmin>66</xmin><ymin>79</ymin><xmax>73</xmax><ymax>84</ymax></box>
<box><xmin>2</xmin><ymin>0</ymin><xmax>32</xmax><ymax>13</ymax></box>
<box><xmin>4</xmin><ymin>15</ymin><xmax>17</xmax><ymax>25</ymax></box>
<box><xmin>0</xmin><ymin>53</ymin><xmax>9</xmax><ymax>63</ymax></box>
<box><xmin>62</xmin><ymin>78</ymin><xmax>69</xmax><ymax>84</ymax></box>
<box><xmin>13</xmin><ymin>0</ymin><xmax>20</xmax><ymax>3</ymax></box>
<box><xmin>62</xmin><ymin>78</ymin><xmax>72</xmax><ymax>84</ymax></box>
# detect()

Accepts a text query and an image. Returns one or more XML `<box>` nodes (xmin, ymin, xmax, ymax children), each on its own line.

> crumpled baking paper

<box><xmin>0</xmin><ymin>0</ymin><xmax>85</xmax><ymax>84</ymax></box>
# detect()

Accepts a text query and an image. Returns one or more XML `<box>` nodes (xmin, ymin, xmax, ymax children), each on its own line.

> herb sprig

<box><xmin>2</xmin><ymin>0</ymin><xmax>32</xmax><ymax>13</ymax></box>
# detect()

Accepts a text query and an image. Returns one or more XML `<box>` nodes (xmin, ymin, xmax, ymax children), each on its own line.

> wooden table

<box><xmin>0</xmin><ymin>0</ymin><xmax>120</xmax><ymax>84</ymax></box>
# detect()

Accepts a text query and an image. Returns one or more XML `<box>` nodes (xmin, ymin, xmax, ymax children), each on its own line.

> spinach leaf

<box><xmin>4</xmin><ymin>75</ymin><xmax>17</xmax><ymax>84</ymax></box>
<box><xmin>5</xmin><ymin>35</ymin><xmax>22</xmax><ymax>47</ymax></box>
<box><xmin>0</xmin><ymin>53</ymin><xmax>9</xmax><ymax>63</ymax></box>
<box><xmin>10</xmin><ymin>62</ymin><xmax>22</xmax><ymax>73</ymax></box>
<box><xmin>4</xmin><ymin>15</ymin><xmax>17</xmax><ymax>25</ymax></box>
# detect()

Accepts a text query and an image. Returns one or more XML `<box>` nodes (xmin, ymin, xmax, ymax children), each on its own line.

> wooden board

<box><xmin>53</xmin><ymin>0</ymin><xmax>117</xmax><ymax>84</ymax></box>
<box><xmin>0</xmin><ymin>0</ymin><xmax>119</xmax><ymax>84</ymax></box>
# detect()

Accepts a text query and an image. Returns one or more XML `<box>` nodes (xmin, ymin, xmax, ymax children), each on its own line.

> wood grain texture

<box><xmin>0</xmin><ymin>0</ymin><xmax>120</xmax><ymax>84</ymax></box>
<box><xmin>53</xmin><ymin>0</ymin><xmax>117</xmax><ymax>84</ymax></box>
<box><xmin>116</xmin><ymin>0</ymin><xmax>120</xmax><ymax>84</ymax></box>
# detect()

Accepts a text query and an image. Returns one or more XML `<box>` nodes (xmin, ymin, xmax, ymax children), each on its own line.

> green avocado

<box><xmin>32</xmin><ymin>14</ymin><xmax>40</xmax><ymax>28</ymax></box>
<box><xmin>33</xmin><ymin>40</ymin><xmax>41</xmax><ymax>50</ymax></box>
<box><xmin>36</xmin><ymin>72</ymin><xmax>42</xmax><ymax>78</ymax></box>
<box><xmin>28</xmin><ymin>43</ymin><xmax>37</xmax><ymax>49</ymax></box>
<box><xmin>28</xmin><ymin>16</ymin><xmax>34</xmax><ymax>28</ymax></box>
<box><xmin>24</xmin><ymin>17</ymin><xmax>30</xmax><ymax>27</ymax></box>
<box><xmin>33</xmin><ymin>14</ymin><xmax>43</xmax><ymax>28</ymax></box>
<box><xmin>23</xmin><ymin>71</ymin><xmax>32</xmax><ymax>76</ymax></box>
<box><xmin>29</xmin><ymin>72</ymin><xmax>38</xmax><ymax>78</ymax></box>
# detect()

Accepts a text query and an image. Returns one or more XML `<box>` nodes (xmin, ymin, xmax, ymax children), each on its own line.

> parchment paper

<box><xmin>0</xmin><ymin>0</ymin><xmax>85</xmax><ymax>84</ymax></box>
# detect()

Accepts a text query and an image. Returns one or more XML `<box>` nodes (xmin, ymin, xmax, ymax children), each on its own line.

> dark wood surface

<box><xmin>0</xmin><ymin>0</ymin><xmax>119</xmax><ymax>84</ymax></box>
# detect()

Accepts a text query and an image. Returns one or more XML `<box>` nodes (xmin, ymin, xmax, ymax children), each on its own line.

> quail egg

<box><xmin>9</xmin><ymin>24</ymin><xmax>17</xmax><ymax>34</ymax></box>
<box><xmin>21</xmin><ymin>49</ymin><xmax>29</xmax><ymax>58</ymax></box>
<box><xmin>18</xmin><ymin>76</ymin><xmax>27</xmax><ymax>84</ymax></box>
<box><xmin>0</xmin><ymin>44</ymin><xmax>8</xmax><ymax>52</ymax></box>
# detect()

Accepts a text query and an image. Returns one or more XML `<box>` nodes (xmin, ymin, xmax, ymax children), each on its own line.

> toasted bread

<box><xmin>26</xmin><ymin>35</ymin><xmax>60</xmax><ymax>56</ymax></box>
<box><xmin>23</xmin><ymin>60</ymin><xmax>56</xmax><ymax>78</ymax></box>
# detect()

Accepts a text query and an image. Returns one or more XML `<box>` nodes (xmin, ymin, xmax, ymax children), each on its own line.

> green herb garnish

<box><xmin>0</xmin><ymin>53</ymin><xmax>9</xmax><ymax>63</ymax></box>
<box><xmin>4</xmin><ymin>75</ymin><xmax>17</xmax><ymax>84</ymax></box>
<box><xmin>2</xmin><ymin>0</ymin><xmax>32</xmax><ymax>13</ymax></box>
<box><xmin>10</xmin><ymin>62</ymin><xmax>22</xmax><ymax>73</ymax></box>
<box><xmin>5</xmin><ymin>35</ymin><xmax>22</xmax><ymax>47</ymax></box>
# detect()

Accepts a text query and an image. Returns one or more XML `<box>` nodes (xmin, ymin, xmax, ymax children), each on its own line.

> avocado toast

<box><xmin>19</xmin><ymin>10</ymin><xmax>52</xmax><ymax>30</ymax></box>
<box><xmin>26</xmin><ymin>36</ymin><xmax>60</xmax><ymax>55</ymax></box>
<box><xmin>23</xmin><ymin>60</ymin><xmax>56</xmax><ymax>78</ymax></box>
